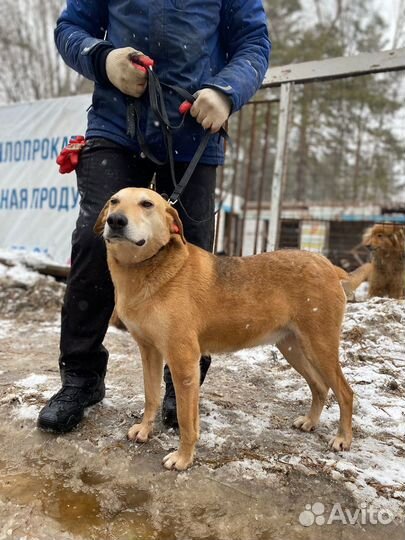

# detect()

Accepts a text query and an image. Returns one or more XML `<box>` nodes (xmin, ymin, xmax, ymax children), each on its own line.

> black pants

<box><xmin>59</xmin><ymin>138</ymin><xmax>216</xmax><ymax>378</ymax></box>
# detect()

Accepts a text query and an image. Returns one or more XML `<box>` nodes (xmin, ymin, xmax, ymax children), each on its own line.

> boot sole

<box><xmin>37</xmin><ymin>411</ymin><xmax>84</xmax><ymax>434</ymax></box>
<box><xmin>37</xmin><ymin>391</ymin><xmax>105</xmax><ymax>434</ymax></box>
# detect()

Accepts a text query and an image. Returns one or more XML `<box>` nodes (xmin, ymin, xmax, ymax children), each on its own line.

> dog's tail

<box><xmin>334</xmin><ymin>263</ymin><xmax>372</xmax><ymax>301</ymax></box>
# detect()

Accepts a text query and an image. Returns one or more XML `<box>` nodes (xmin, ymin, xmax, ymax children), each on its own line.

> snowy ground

<box><xmin>0</xmin><ymin>251</ymin><xmax>404</xmax><ymax>539</ymax></box>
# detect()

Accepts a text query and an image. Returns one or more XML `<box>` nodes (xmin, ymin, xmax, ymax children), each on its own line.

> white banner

<box><xmin>0</xmin><ymin>94</ymin><xmax>92</xmax><ymax>265</ymax></box>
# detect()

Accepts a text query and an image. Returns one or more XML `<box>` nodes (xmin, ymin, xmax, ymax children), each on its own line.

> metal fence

<box><xmin>214</xmin><ymin>48</ymin><xmax>405</xmax><ymax>269</ymax></box>
<box><xmin>214</xmin><ymin>93</ymin><xmax>279</xmax><ymax>256</ymax></box>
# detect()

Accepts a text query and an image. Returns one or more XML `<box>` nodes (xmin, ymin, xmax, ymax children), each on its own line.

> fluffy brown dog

<box><xmin>95</xmin><ymin>188</ymin><xmax>354</xmax><ymax>471</ymax></box>
<box><xmin>363</xmin><ymin>223</ymin><xmax>405</xmax><ymax>299</ymax></box>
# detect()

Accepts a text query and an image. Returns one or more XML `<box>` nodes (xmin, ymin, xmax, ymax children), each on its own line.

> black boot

<box><xmin>37</xmin><ymin>371</ymin><xmax>105</xmax><ymax>433</ymax></box>
<box><xmin>162</xmin><ymin>355</ymin><xmax>212</xmax><ymax>428</ymax></box>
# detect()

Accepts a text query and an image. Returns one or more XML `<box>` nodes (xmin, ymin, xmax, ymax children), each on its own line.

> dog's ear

<box><xmin>362</xmin><ymin>226</ymin><xmax>373</xmax><ymax>246</ymax></box>
<box><xmin>93</xmin><ymin>201</ymin><xmax>109</xmax><ymax>236</ymax></box>
<box><xmin>165</xmin><ymin>205</ymin><xmax>186</xmax><ymax>244</ymax></box>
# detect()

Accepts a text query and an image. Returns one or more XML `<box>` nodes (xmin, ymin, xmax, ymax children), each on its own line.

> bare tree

<box><xmin>0</xmin><ymin>0</ymin><xmax>91</xmax><ymax>104</ymax></box>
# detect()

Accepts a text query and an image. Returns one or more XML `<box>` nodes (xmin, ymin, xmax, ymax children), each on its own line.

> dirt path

<box><xmin>0</xmin><ymin>262</ymin><xmax>404</xmax><ymax>539</ymax></box>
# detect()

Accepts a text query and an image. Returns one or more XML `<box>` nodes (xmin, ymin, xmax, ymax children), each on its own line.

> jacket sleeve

<box><xmin>202</xmin><ymin>0</ymin><xmax>271</xmax><ymax>112</ymax></box>
<box><xmin>54</xmin><ymin>0</ymin><xmax>113</xmax><ymax>83</ymax></box>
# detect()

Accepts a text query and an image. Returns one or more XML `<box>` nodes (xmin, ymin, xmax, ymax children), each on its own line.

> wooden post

<box><xmin>268</xmin><ymin>82</ymin><xmax>293</xmax><ymax>251</ymax></box>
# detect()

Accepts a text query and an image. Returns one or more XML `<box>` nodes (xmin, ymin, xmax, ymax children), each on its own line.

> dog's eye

<box><xmin>140</xmin><ymin>200</ymin><xmax>154</xmax><ymax>208</ymax></box>
<box><xmin>110</xmin><ymin>198</ymin><xmax>119</xmax><ymax>205</ymax></box>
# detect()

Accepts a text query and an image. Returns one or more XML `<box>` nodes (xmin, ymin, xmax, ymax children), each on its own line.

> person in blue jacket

<box><xmin>37</xmin><ymin>0</ymin><xmax>271</xmax><ymax>433</ymax></box>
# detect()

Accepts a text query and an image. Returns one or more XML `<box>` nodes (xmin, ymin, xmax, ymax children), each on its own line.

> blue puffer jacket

<box><xmin>55</xmin><ymin>1</ymin><xmax>271</xmax><ymax>165</ymax></box>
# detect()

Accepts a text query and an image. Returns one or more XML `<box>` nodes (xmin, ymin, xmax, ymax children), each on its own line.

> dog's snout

<box><xmin>107</xmin><ymin>213</ymin><xmax>128</xmax><ymax>230</ymax></box>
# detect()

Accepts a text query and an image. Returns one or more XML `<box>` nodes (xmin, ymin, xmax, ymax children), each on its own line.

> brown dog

<box><xmin>95</xmin><ymin>188</ymin><xmax>353</xmax><ymax>471</ymax></box>
<box><xmin>363</xmin><ymin>223</ymin><xmax>405</xmax><ymax>299</ymax></box>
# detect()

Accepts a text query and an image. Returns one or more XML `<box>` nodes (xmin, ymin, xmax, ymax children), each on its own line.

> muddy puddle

<box><xmin>1</xmin><ymin>445</ymin><xmax>403</xmax><ymax>540</ymax></box>
<box><xmin>0</xmin><ymin>464</ymin><xmax>175</xmax><ymax>539</ymax></box>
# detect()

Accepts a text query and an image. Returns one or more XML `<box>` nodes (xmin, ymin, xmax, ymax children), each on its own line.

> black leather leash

<box><xmin>126</xmin><ymin>64</ymin><xmax>229</xmax><ymax>215</ymax></box>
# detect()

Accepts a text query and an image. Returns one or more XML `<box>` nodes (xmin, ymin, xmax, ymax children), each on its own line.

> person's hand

<box><xmin>106</xmin><ymin>47</ymin><xmax>148</xmax><ymax>98</ymax></box>
<box><xmin>190</xmin><ymin>88</ymin><xmax>232</xmax><ymax>133</ymax></box>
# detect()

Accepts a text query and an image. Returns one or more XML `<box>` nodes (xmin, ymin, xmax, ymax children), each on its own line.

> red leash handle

<box><xmin>179</xmin><ymin>101</ymin><xmax>193</xmax><ymax>115</ymax></box>
<box><xmin>131</xmin><ymin>53</ymin><xmax>155</xmax><ymax>73</ymax></box>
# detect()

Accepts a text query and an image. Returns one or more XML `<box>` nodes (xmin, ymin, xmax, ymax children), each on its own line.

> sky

<box><xmin>375</xmin><ymin>0</ymin><xmax>402</xmax><ymax>46</ymax></box>
<box><xmin>299</xmin><ymin>0</ymin><xmax>403</xmax><ymax>48</ymax></box>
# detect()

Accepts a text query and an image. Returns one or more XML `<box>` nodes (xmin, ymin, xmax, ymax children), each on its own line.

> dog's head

<box><xmin>94</xmin><ymin>188</ymin><xmax>186</xmax><ymax>264</ymax></box>
<box><xmin>362</xmin><ymin>223</ymin><xmax>405</xmax><ymax>256</ymax></box>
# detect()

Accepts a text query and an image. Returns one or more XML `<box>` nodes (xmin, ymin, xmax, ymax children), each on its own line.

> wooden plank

<box><xmin>0</xmin><ymin>255</ymin><xmax>69</xmax><ymax>279</ymax></box>
<box><xmin>268</xmin><ymin>83</ymin><xmax>293</xmax><ymax>251</ymax></box>
<box><xmin>263</xmin><ymin>47</ymin><xmax>405</xmax><ymax>87</ymax></box>
<box><xmin>36</xmin><ymin>264</ymin><xmax>70</xmax><ymax>279</ymax></box>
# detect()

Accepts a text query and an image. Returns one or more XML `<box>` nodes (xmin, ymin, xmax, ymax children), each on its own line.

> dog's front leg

<box><xmin>128</xmin><ymin>343</ymin><xmax>163</xmax><ymax>443</ymax></box>
<box><xmin>162</xmin><ymin>347</ymin><xmax>200</xmax><ymax>471</ymax></box>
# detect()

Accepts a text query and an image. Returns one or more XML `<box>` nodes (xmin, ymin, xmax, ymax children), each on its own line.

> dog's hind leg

<box><xmin>162</xmin><ymin>341</ymin><xmax>201</xmax><ymax>471</ymax></box>
<box><xmin>128</xmin><ymin>342</ymin><xmax>163</xmax><ymax>443</ymax></box>
<box><xmin>300</xmin><ymin>334</ymin><xmax>353</xmax><ymax>451</ymax></box>
<box><xmin>277</xmin><ymin>333</ymin><xmax>329</xmax><ymax>432</ymax></box>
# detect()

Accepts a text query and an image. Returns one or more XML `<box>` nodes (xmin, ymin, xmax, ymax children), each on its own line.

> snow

<box><xmin>0</xmin><ymin>261</ymin><xmax>41</xmax><ymax>287</ymax></box>
<box><xmin>16</xmin><ymin>374</ymin><xmax>49</xmax><ymax>389</ymax></box>
<box><xmin>1</xmin><ymin>252</ymin><xmax>405</xmax><ymax>536</ymax></box>
<box><xmin>17</xmin><ymin>404</ymin><xmax>41</xmax><ymax>420</ymax></box>
<box><xmin>0</xmin><ymin>321</ymin><xmax>14</xmax><ymax>339</ymax></box>
<box><xmin>0</xmin><ymin>248</ymin><xmax>58</xmax><ymax>269</ymax></box>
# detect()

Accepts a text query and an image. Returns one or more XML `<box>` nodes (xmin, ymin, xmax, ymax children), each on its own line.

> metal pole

<box><xmin>228</xmin><ymin>110</ymin><xmax>244</xmax><ymax>256</ymax></box>
<box><xmin>214</xmin><ymin>126</ymin><xmax>228</xmax><ymax>254</ymax></box>
<box><xmin>253</xmin><ymin>102</ymin><xmax>272</xmax><ymax>254</ymax></box>
<box><xmin>239</xmin><ymin>103</ymin><xmax>258</xmax><ymax>256</ymax></box>
<box><xmin>268</xmin><ymin>82</ymin><xmax>293</xmax><ymax>251</ymax></box>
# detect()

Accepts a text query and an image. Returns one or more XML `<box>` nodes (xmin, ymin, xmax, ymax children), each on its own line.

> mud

<box><xmin>0</xmin><ymin>261</ymin><xmax>404</xmax><ymax>539</ymax></box>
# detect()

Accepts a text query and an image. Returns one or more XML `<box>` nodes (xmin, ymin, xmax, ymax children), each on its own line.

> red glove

<box><xmin>56</xmin><ymin>136</ymin><xmax>86</xmax><ymax>174</ymax></box>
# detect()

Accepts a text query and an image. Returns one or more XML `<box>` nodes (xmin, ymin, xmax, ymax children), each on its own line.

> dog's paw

<box><xmin>127</xmin><ymin>422</ymin><xmax>152</xmax><ymax>443</ymax></box>
<box><xmin>328</xmin><ymin>435</ymin><xmax>352</xmax><ymax>452</ymax></box>
<box><xmin>292</xmin><ymin>415</ymin><xmax>318</xmax><ymax>432</ymax></box>
<box><xmin>162</xmin><ymin>450</ymin><xmax>193</xmax><ymax>471</ymax></box>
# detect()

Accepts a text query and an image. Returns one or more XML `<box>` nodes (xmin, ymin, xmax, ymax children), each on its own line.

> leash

<box><xmin>126</xmin><ymin>54</ymin><xmax>229</xmax><ymax>218</ymax></box>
